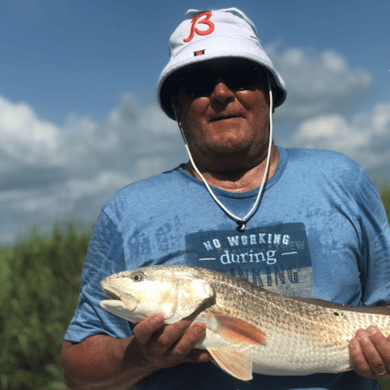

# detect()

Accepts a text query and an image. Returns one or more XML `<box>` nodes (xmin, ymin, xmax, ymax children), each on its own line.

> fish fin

<box><xmin>339</xmin><ymin>366</ymin><xmax>353</xmax><ymax>372</ymax></box>
<box><xmin>339</xmin><ymin>362</ymin><xmax>353</xmax><ymax>372</ymax></box>
<box><xmin>214</xmin><ymin>314</ymin><xmax>267</xmax><ymax>345</ymax></box>
<box><xmin>207</xmin><ymin>347</ymin><xmax>253</xmax><ymax>381</ymax></box>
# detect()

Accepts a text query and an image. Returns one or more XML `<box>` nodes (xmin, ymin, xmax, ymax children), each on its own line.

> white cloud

<box><xmin>267</xmin><ymin>46</ymin><xmax>373</xmax><ymax>120</ymax></box>
<box><xmin>63</xmin><ymin>171</ymin><xmax>133</xmax><ymax>205</ymax></box>
<box><xmin>290</xmin><ymin>114</ymin><xmax>366</xmax><ymax>149</ymax></box>
<box><xmin>0</xmin><ymin>92</ymin><xmax>184</xmax><ymax>242</ymax></box>
<box><xmin>0</xmin><ymin>96</ymin><xmax>60</xmax><ymax>164</ymax></box>
<box><xmin>289</xmin><ymin>103</ymin><xmax>390</xmax><ymax>175</ymax></box>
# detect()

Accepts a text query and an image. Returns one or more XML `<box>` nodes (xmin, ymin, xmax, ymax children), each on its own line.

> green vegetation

<box><xmin>381</xmin><ymin>186</ymin><xmax>390</xmax><ymax>223</ymax></box>
<box><xmin>0</xmin><ymin>223</ymin><xmax>91</xmax><ymax>390</ymax></box>
<box><xmin>0</xmin><ymin>188</ymin><xmax>389</xmax><ymax>389</ymax></box>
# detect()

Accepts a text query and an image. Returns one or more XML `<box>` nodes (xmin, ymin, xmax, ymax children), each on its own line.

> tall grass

<box><xmin>1</xmin><ymin>187</ymin><xmax>389</xmax><ymax>389</ymax></box>
<box><xmin>380</xmin><ymin>188</ymin><xmax>390</xmax><ymax>390</ymax></box>
<box><xmin>0</xmin><ymin>223</ymin><xmax>91</xmax><ymax>389</ymax></box>
<box><xmin>381</xmin><ymin>186</ymin><xmax>390</xmax><ymax>223</ymax></box>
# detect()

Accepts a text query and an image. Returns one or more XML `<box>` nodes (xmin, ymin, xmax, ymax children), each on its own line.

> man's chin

<box><xmin>209</xmin><ymin>139</ymin><xmax>255</xmax><ymax>155</ymax></box>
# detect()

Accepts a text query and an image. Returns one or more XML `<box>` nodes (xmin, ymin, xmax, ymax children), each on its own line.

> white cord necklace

<box><xmin>176</xmin><ymin>80</ymin><xmax>274</xmax><ymax>232</ymax></box>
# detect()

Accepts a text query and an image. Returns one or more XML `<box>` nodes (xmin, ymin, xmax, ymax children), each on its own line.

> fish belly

<box><xmin>197</xmin><ymin>327</ymin><xmax>351</xmax><ymax>376</ymax></box>
<box><xmin>249</xmin><ymin>330</ymin><xmax>351</xmax><ymax>376</ymax></box>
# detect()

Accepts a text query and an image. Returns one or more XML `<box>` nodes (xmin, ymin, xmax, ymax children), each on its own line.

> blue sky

<box><xmin>0</xmin><ymin>0</ymin><xmax>389</xmax><ymax>242</ymax></box>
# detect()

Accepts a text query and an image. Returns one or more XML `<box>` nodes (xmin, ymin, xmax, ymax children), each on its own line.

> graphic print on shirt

<box><xmin>185</xmin><ymin>223</ymin><xmax>314</xmax><ymax>297</ymax></box>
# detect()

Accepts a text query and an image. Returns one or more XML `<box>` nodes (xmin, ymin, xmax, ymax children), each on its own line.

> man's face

<box><xmin>173</xmin><ymin>60</ymin><xmax>271</xmax><ymax>172</ymax></box>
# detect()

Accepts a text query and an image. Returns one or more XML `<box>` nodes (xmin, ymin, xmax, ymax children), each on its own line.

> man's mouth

<box><xmin>211</xmin><ymin>115</ymin><xmax>242</xmax><ymax>122</ymax></box>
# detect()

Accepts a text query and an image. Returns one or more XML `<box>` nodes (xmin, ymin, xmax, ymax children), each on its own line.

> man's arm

<box><xmin>349</xmin><ymin>306</ymin><xmax>390</xmax><ymax>381</ymax></box>
<box><xmin>61</xmin><ymin>314</ymin><xmax>209</xmax><ymax>390</ymax></box>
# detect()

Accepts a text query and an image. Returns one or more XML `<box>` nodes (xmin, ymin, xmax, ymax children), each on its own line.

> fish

<box><xmin>100</xmin><ymin>264</ymin><xmax>390</xmax><ymax>381</ymax></box>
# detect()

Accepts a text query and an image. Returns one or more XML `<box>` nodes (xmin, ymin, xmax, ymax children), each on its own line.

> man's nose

<box><xmin>210</xmin><ymin>78</ymin><xmax>235</xmax><ymax>103</ymax></box>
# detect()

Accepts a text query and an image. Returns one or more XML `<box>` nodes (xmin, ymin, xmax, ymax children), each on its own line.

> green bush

<box><xmin>383</xmin><ymin>380</ymin><xmax>390</xmax><ymax>390</ymax></box>
<box><xmin>381</xmin><ymin>186</ymin><xmax>390</xmax><ymax>223</ymax></box>
<box><xmin>0</xmin><ymin>223</ymin><xmax>91</xmax><ymax>390</ymax></box>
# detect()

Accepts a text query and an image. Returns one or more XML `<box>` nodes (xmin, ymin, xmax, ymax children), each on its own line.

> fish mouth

<box><xmin>102</xmin><ymin>287</ymin><xmax>122</xmax><ymax>301</ymax></box>
<box><xmin>101</xmin><ymin>285</ymin><xmax>138</xmax><ymax>311</ymax></box>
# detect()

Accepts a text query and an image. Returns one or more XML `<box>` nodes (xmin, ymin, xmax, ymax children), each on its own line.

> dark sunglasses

<box><xmin>177</xmin><ymin>66</ymin><xmax>266</xmax><ymax>98</ymax></box>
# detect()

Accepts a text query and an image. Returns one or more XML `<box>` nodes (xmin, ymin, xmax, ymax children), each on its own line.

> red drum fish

<box><xmin>100</xmin><ymin>265</ymin><xmax>390</xmax><ymax>381</ymax></box>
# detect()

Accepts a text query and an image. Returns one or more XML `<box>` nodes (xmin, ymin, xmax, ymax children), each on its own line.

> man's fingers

<box><xmin>155</xmin><ymin>319</ymin><xmax>192</xmax><ymax>347</ymax></box>
<box><xmin>366</xmin><ymin>326</ymin><xmax>390</xmax><ymax>373</ymax></box>
<box><xmin>147</xmin><ymin>318</ymin><xmax>197</xmax><ymax>356</ymax></box>
<box><xmin>185</xmin><ymin>349</ymin><xmax>212</xmax><ymax>363</ymax></box>
<box><xmin>131</xmin><ymin>315</ymin><xmax>211</xmax><ymax>368</ymax></box>
<box><xmin>171</xmin><ymin>323</ymin><xmax>207</xmax><ymax>361</ymax></box>
<box><xmin>350</xmin><ymin>335</ymin><xmax>370</xmax><ymax>375</ymax></box>
<box><xmin>183</xmin><ymin>323</ymin><xmax>212</xmax><ymax>363</ymax></box>
<box><xmin>356</xmin><ymin>329</ymin><xmax>386</xmax><ymax>376</ymax></box>
<box><xmin>350</xmin><ymin>326</ymin><xmax>390</xmax><ymax>380</ymax></box>
<box><xmin>133</xmin><ymin>314</ymin><xmax>165</xmax><ymax>344</ymax></box>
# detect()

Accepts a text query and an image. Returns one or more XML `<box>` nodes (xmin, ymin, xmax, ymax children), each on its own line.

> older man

<box><xmin>61</xmin><ymin>8</ymin><xmax>390</xmax><ymax>390</ymax></box>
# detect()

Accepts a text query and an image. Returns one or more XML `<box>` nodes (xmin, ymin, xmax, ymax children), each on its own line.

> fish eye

<box><xmin>131</xmin><ymin>273</ymin><xmax>143</xmax><ymax>282</ymax></box>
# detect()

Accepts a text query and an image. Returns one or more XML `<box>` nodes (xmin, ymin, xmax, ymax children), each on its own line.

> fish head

<box><xmin>100</xmin><ymin>272</ymin><xmax>142</xmax><ymax>323</ymax></box>
<box><xmin>100</xmin><ymin>265</ymin><xmax>215</xmax><ymax>324</ymax></box>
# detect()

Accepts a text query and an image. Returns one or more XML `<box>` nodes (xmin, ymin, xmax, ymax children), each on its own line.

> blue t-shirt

<box><xmin>65</xmin><ymin>147</ymin><xmax>390</xmax><ymax>390</ymax></box>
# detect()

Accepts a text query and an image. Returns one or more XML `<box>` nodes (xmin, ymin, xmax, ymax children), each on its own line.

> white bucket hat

<box><xmin>158</xmin><ymin>8</ymin><xmax>287</xmax><ymax>120</ymax></box>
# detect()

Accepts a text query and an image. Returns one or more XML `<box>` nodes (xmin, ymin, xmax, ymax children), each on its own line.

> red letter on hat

<box><xmin>184</xmin><ymin>11</ymin><xmax>215</xmax><ymax>43</ymax></box>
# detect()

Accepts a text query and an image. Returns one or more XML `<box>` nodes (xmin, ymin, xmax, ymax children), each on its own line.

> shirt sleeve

<box><xmin>64</xmin><ymin>210</ymin><xmax>131</xmax><ymax>342</ymax></box>
<box><xmin>357</xmin><ymin>170</ymin><xmax>390</xmax><ymax>306</ymax></box>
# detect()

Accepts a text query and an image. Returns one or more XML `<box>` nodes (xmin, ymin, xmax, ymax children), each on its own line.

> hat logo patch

<box><xmin>183</xmin><ymin>11</ymin><xmax>214</xmax><ymax>43</ymax></box>
<box><xmin>194</xmin><ymin>50</ymin><xmax>205</xmax><ymax>56</ymax></box>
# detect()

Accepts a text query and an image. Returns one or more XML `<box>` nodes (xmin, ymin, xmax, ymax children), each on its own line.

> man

<box><xmin>61</xmin><ymin>8</ymin><xmax>390</xmax><ymax>390</ymax></box>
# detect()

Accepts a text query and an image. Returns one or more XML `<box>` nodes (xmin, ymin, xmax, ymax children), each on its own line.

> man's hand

<box><xmin>61</xmin><ymin>314</ymin><xmax>211</xmax><ymax>390</ymax></box>
<box><xmin>349</xmin><ymin>325</ymin><xmax>390</xmax><ymax>380</ymax></box>
<box><xmin>127</xmin><ymin>313</ymin><xmax>212</xmax><ymax>370</ymax></box>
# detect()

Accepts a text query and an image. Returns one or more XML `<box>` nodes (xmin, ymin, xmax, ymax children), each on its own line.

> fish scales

<box><xmin>100</xmin><ymin>264</ymin><xmax>390</xmax><ymax>380</ymax></box>
<box><xmin>192</xmin><ymin>266</ymin><xmax>389</xmax><ymax>375</ymax></box>
<box><xmin>192</xmin><ymin>266</ymin><xmax>388</xmax><ymax>344</ymax></box>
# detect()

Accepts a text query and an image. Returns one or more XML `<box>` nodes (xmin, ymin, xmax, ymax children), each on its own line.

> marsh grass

<box><xmin>0</xmin><ymin>222</ymin><xmax>91</xmax><ymax>389</ymax></box>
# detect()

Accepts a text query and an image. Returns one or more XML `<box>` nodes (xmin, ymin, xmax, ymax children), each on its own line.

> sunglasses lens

<box><xmin>182</xmin><ymin>69</ymin><xmax>215</xmax><ymax>97</ymax></box>
<box><xmin>227</xmin><ymin>68</ymin><xmax>259</xmax><ymax>90</ymax></box>
<box><xmin>182</xmin><ymin>67</ymin><xmax>260</xmax><ymax>97</ymax></box>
